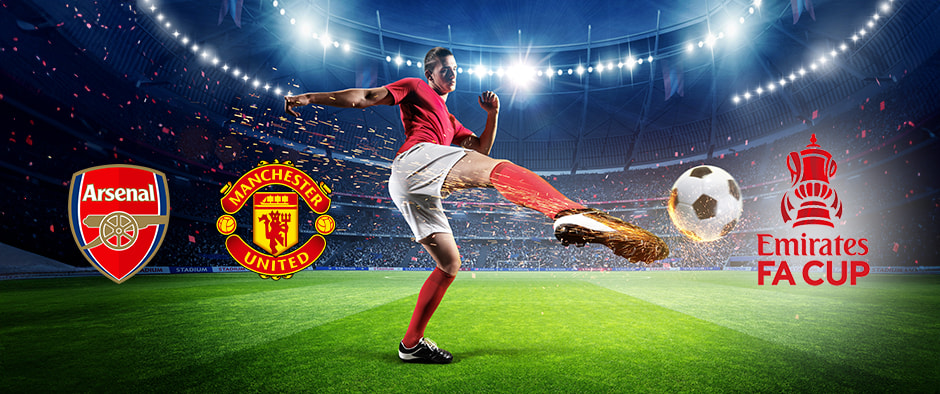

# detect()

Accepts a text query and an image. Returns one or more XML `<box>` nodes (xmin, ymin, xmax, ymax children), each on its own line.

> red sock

<box><xmin>490</xmin><ymin>161</ymin><xmax>586</xmax><ymax>219</ymax></box>
<box><xmin>402</xmin><ymin>267</ymin><xmax>455</xmax><ymax>348</ymax></box>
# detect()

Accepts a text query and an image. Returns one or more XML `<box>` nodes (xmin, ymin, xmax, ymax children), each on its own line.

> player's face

<box><xmin>428</xmin><ymin>55</ymin><xmax>458</xmax><ymax>94</ymax></box>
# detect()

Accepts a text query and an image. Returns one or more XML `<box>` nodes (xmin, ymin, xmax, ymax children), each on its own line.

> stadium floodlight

<box><xmin>859</xmin><ymin>29</ymin><xmax>867</xmax><ymax>36</ymax></box>
<box><xmin>733</xmin><ymin>95</ymin><xmax>740</xmax><ymax>104</ymax></box>
<box><xmin>156</xmin><ymin>13</ymin><xmax>164</xmax><ymax>21</ymax></box>
<box><xmin>739</xmin><ymin>16</ymin><xmax>745</xmax><ymax>24</ymax></box>
<box><xmin>852</xmin><ymin>34</ymin><xmax>859</xmax><ymax>42</ymax></box>
<box><xmin>343</xmin><ymin>43</ymin><xmax>350</xmax><ymax>52</ymax></box>
<box><xmin>779</xmin><ymin>78</ymin><xmax>787</xmax><ymax>87</ymax></box>
<box><xmin>810</xmin><ymin>63</ymin><xmax>817</xmax><ymax>70</ymax></box>
<box><xmin>242</xmin><ymin>75</ymin><xmax>249</xmax><ymax>82</ymax></box>
<box><xmin>386</xmin><ymin>56</ymin><xmax>391</xmax><ymax>62</ymax></box>
<box><xmin>557</xmin><ymin>69</ymin><xmax>563</xmax><ymax>76</ymax></box>
<box><xmin>756</xmin><ymin>86</ymin><xmax>763</xmax><ymax>95</ymax></box>
<box><xmin>232</xmin><ymin>68</ymin><xmax>240</xmax><ymax>76</ymax></box>
<box><xmin>576</xmin><ymin>65</ymin><xmax>585</xmax><ymax>75</ymax></box>
<box><xmin>222</xmin><ymin>64</ymin><xmax>229</xmax><ymax>72</ymax></box>
<box><xmin>881</xmin><ymin>2</ymin><xmax>890</xmax><ymax>12</ymax></box>
<box><xmin>588</xmin><ymin>66</ymin><xmax>594</xmax><ymax>73</ymax></box>
<box><xmin>264</xmin><ymin>84</ymin><xmax>270</xmax><ymax>90</ymax></box>
<box><xmin>272</xmin><ymin>0</ymin><xmax>278</xmax><ymax>7</ymax></box>
<box><xmin>840</xmin><ymin>43</ymin><xmax>848</xmax><ymax>52</ymax></box>
<box><xmin>290</xmin><ymin>18</ymin><xmax>295</xmax><ymax>25</ymax></box>
<box><xmin>607</xmin><ymin>62</ymin><xmax>614</xmax><ymax>70</ymax></box>
<box><xmin>567</xmin><ymin>68</ymin><xmax>573</xmax><ymax>75</ymax></box>
<box><xmin>280</xmin><ymin>8</ymin><xmax>285</xmax><ymax>15</ymax></box>
<box><xmin>705</xmin><ymin>33</ymin><xmax>716</xmax><ymax>47</ymax></box>
<box><xmin>252</xmin><ymin>79</ymin><xmax>260</xmax><ymax>88</ymax></box>
<box><xmin>687</xmin><ymin>43</ymin><xmax>695</xmax><ymax>53</ymax></box>
<box><xmin>211</xmin><ymin>57</ymin><xmax>219</xmax><ymax>65</ymax></box>
<box><xmin>743</xmin><ymin>91</ymin><xmax>751</xmax><ymax>100</ymax></box>
<box><xmin>508</xmin><ymin>64</ymin><xmax>534</xmax><ymax>85</ymax></box>
<box><xmin>648</xmin><ymin>55</ymin><xmax>654</xmax><ymax>63</ymax></box>
<box><xmin>394</xmin><ymin>56</ymin><xmax>403</xmax><ymax>66</ymax></box>
<box><xmin>789</xmin><ymin>73</ymin><xmax>796</xmax><ymax>80</ymax></box>
<box><xmin>626</xmin><ymin>55</ymin><xmax>636</xmax><ymax>69</ymax></box>
<box><xmin>406</xmin><ymin>59</ymin><xmax>412</xmax><ymax>67</ymax></box>
<box><xmin>181</xmin><ymin>36</ymin><xmax>189</xmax><ymax>44</ymax></box>
<box><xmin>767</xmin><ymin>83</ymin><xmax>775</xmax><ymax>92</ymax></box>
<box><xmin>191</xmin><ymin>44</ymin><xmax>199</xmax><ymax>52</ymax></box>
<box><xmin>173</xmin><ymin>31</ymin><xmax>180</xmax><ymax>38</ymax></box>
<box><xmin>698</xmin><ymin>41</ymin><xmax>704</xmax><ymax>48</ymax></box>
<box><xmin>798</xmin><ymin>68</ymin><xmax>806</xmax><ymax>76</ymax></box>
<box><xmin>274</xmin><ymin>87</ymin><xmax>282</xmax><ymax>95</ymax></box>
<box><xmin>867</xmin><ymin>20</ymin><xmax>875</xmax><ymax>28</ymax></box>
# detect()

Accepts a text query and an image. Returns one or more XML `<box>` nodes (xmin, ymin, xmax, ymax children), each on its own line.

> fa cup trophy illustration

<box><xmin>780</xmin><ymin>134</ymin><xmax>843</xmax><ymax>227</ymax></box>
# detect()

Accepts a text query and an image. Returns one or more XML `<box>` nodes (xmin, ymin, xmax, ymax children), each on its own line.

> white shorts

<box><xmin>388</xmin><ymin>143</ymin><xmax>471</xmax><ymax>241</ymax></box>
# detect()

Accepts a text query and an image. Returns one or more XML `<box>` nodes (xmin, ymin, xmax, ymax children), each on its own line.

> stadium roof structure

<box><xmin>8</xmin><ymin>0</ymin><xmax>940</xmax><ymax>172</ymax></box>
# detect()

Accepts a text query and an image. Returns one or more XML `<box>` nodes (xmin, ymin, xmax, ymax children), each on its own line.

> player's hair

<box><xmin>423</xmin><ymin>47</ymin><xmax>454</xmax><ymax>76</ymax></box>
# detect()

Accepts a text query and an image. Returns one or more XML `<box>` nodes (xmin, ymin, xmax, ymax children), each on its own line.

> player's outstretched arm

<box><xmin>284</xmin><ymin>87</ymin><xmax>394</xmax><ymax>117</ymax></box>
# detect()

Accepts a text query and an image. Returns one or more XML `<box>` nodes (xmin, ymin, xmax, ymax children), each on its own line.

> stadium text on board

<box><xmin>756</xmin><ymin>134</ymin><xmax>870</xmax><ymax>286</ymax></box>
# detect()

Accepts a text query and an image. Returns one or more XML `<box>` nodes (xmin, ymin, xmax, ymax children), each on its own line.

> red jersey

<box><xmin>385</xmin><ymin>78</ymin><xmax>475</xmax><ymax>155</ymax></box>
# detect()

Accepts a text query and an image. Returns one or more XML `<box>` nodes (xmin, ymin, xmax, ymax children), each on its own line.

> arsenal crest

<box><xmin>68</xmin><ymin>165</ymin><xmax>170</xmax><ymax>283</ymax></box>
<box><xmin>218</xmin><ymin>160</ymin><xmax>335</xmax><ymax>280</ymax></box>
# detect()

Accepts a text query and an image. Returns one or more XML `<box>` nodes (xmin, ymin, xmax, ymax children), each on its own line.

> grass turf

<box><xmin>1</xmin><ymin>271</ymin><xmax>938</xmax><ymax>392</ymax></box>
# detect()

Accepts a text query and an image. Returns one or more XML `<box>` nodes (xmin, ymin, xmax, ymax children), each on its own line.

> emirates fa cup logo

<box><xmin>780</xmin><ymin>134</ymin><xmax>843</xmax><ymax>227</ymax></box>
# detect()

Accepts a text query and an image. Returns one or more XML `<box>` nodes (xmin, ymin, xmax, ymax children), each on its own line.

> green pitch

<box><xmin>2</xmin><ymin>271</ymin><xmax>938</xmax><ymax>392</ymax></box>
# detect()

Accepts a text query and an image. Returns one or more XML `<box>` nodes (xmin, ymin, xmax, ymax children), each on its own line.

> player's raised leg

<box><xmin>398</xmin><ymin>233</ymin><xmax>458</xmax><ymax>364</ymax></box>
<box><xmin>444</xmin><ymin>151</ymin><xmax>669</xmax><ymax>263</ymax></box>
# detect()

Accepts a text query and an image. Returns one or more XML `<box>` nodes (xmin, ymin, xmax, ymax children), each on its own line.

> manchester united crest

<box><xmin>68</xmin><ymin>165</ymin><xmax>170</xmax><ymax>283</ymax></box>
<box><xmin>218</xmin><ymin>160</ymin><xmax>335</xmax><ymax>280</ymax></box>
<box><xmin>253</xmin><ymin>192</ymin><xmax>299</xmax><ymax>256</ymax></box>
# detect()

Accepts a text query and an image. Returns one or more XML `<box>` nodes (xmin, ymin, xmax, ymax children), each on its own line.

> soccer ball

<box><xmin>667</xmin><ymin>165</ymin><xmax>743</xmax><ymax>242</ymax></box>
